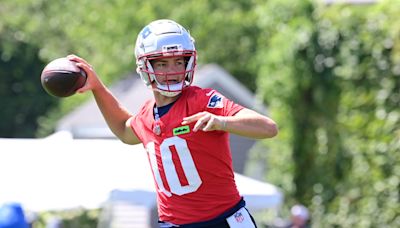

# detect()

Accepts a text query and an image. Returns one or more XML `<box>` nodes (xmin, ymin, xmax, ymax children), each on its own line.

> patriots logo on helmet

<box><xmin>207</xmin><ymin>93</ymin><xmax>224</xmax><ymax>108</ymax></box>
<box><xmin>141</xmin><ymin>26</ymin><xmax>152</xmax><ymax>39</ymax></box>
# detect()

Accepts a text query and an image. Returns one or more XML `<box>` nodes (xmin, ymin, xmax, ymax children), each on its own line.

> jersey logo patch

<box><xmin>234</xmin><ymin>212</ymin><xmax>244</xmax><ymax>223</ymax></box>
<box><xmin>173</xmin><ymin>125</ymin><xmax>190</xmax><ymax>136</ymax></box>
<box><xmin>207</xmin><ymin>93</ymin><xmax>224</xmax><ymax>108</ymax></box>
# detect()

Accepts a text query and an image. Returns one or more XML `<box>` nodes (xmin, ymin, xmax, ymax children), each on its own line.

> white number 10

<box><xmin>146</xmin><ymin>136</ymin><xmax>202</xmax><ymax>197</ymax></box>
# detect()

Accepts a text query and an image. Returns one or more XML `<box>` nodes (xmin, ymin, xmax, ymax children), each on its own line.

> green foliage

<box><xmin>172</xmin><ymin>0</ymin><xmax>261</xmax><ymax>91</ymax></box>
<box><xmin>0</xmin><ymin>28</ymin><xmax>57</xmax><ymax>137</ymax></box>
<box><xmin>257</xmin><ymin>0</ymin><xmax>400</xmax><ymax>226</ymax></box>
<box><xmin>32</xmin><ymin>208</ymin><xmax>100</xmax><ymax>228</ymax></box>
<box><xmin>0</xmin><ymin>0</ymin><xmax>262</xmax><ymax>137</ymax></box>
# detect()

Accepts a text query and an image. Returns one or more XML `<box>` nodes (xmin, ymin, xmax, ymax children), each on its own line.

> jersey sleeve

<box><xmin>198</xmin><ymin>88</ymin><xmax>244</xmax><ymax>116</ymax></box>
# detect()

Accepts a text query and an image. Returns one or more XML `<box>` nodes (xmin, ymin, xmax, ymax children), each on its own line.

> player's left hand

<box><xmin>182</xmin><ymin>111</ymin><xmax>226</xmax><ymax>132</ymax></box>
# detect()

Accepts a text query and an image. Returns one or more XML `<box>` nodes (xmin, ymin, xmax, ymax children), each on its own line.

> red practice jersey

<box><xmin>130</xmin><ymin>86</ymin><xmax>244</xmax><ymax>224</ymax></box>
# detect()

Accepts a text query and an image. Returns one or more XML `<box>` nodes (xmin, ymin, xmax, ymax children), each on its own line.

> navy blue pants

<box><xmin>158</xmin><ymin>198</ymin><xmax>257</xmax><ymax>227</ymax></box>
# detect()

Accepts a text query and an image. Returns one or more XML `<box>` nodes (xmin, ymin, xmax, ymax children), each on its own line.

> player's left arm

<box><xmin>181</xmin><ymin>108</ymin><xmax>278</xmax><ymax>139</ymax></box>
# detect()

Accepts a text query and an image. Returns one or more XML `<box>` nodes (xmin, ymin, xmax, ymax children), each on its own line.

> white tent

<box><xmin>0</xmin><ymin>133</ymin><xmax>283</xmax><ymax>213</ymax></box>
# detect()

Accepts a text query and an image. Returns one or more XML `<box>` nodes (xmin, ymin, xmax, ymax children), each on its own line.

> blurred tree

<box><xmin>0</xmin><ymin>0</ymin><xmax>263</xmax><ymax>137</ymax></box>
<box><xmin>172</xmin><ymin>0</ymin><xmax>261</xmax><ymax>91</ymax></box>
<box><xmin>32</xmin><ymin>209</ymin><xmax>100</xmax><ymax>228</ymax></box>
<box><xmin>257</xmin><ymin>0</ymin><xmax>400</xmax><ymax>227</ymax></box>
<box><xmin>0</xmin><ymin>27</ymin><xmax>56</xmax><ymax>137</ymax></box>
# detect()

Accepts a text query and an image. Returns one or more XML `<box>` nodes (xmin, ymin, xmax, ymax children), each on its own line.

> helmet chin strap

<box><xmin>158</xmin><ymin>90</ymin><xmax>181</xmax><ymax>97</ymax></box>
<box><xmin>153</xmin><ymin>81</ymin><xmax>184</xmax><ymax>97</ymax></box>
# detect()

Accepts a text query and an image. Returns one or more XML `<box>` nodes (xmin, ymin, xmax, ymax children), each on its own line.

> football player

<box><xmin>69</xmin><ymin>19</ymin><xmax>278</xmax><ymax>228</ymax></box>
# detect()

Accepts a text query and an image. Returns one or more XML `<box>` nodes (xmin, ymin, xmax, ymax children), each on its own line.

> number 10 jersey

<box><xmin>130</xmin><ymin>86</ymin><xmax>244</xmax><ymax>225</ymax></box>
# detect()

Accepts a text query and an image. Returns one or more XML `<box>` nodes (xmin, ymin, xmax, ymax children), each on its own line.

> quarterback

<box><xmin>69</xmin><ymin>19</ymin><xmax>278</xmax><ymax>227</ymax></box>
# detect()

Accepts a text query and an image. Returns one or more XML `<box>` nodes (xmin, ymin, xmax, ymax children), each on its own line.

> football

<box><xmin>41</xmin><ymin>57</ymin><xmax>87</xmax><ymax>97</ymax></box>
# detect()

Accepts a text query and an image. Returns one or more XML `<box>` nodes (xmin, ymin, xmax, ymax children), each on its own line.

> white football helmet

<box><xmin>134</xmin><ymin>19</ymin><xmax>197</xmax><ymax>97</ymax></box>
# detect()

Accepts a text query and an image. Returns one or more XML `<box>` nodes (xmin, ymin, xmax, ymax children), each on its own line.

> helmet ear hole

<box><xmin>136</xmin><ymin>66</ymin><xmax>141</xmax><ymax>74</ymax></box>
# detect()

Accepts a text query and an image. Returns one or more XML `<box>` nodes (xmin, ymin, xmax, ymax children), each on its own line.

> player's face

<box><xmin>151</xmin><ymin>57</ymin><xmax>186</xmax><ymax>85</ymax></box>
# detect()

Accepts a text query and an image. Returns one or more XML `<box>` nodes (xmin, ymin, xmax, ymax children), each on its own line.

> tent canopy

<box><xmin>0</xmin><ymin>134</ymin><xmax>283</xmax><ymax>212</ymax></box>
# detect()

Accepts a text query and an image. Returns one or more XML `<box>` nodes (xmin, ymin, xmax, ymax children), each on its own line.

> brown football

<box><xmin>41</xmin><ymin>57</ymin><xmax>87</xmax><ymax>97</ymax></box>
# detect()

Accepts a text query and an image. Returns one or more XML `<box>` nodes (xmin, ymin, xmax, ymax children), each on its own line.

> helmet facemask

<box><xmin>140</xmin><ymin>50</ymin><xmax>196</xmax><ymax>97</ymax></box>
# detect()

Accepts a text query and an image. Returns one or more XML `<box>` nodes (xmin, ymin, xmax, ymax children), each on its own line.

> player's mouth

<box><xmin>160</xmin><ymin>77</ymin><xmax>182</xmax><ymax>84</ymax></box>
<box><xmin>166</xmin><ymin>79</ymin><xmax>180</xmax><ymax>84</ymax></box>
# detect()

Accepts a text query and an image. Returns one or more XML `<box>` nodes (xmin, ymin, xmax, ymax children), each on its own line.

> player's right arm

<box><xmin>91</xmin><ymin>86</ymin><xmax>141</xmax><ymax>145</ymax></box>
<box><xmin>68</xmin><ymin>54</ymin><xmax>141</xmax><ymax>145</ymax></box>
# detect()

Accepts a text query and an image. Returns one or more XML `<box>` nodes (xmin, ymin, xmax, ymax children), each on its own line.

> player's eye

<box><xmin>154</xmin><ymin>62</ymin><xmax>167</xmax><ymax>69</ymax></box>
